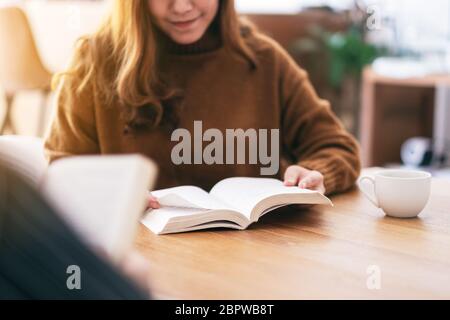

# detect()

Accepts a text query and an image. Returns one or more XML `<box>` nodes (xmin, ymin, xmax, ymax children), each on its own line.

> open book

<box><xmin>142</xmin><ymin>177</ymin><xmax>332</xmax><ymax>235</ymax></box>
<box><xmin>0</xmin><ymin>136</ymin><xmax>157</xmax><ymax>261</ymax></box>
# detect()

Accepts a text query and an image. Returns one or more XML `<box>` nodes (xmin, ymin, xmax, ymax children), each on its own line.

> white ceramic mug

<box><xmin>358</xmin><ymin>170</ymin><xmax>431</xmax><ymax>218</ymax></box>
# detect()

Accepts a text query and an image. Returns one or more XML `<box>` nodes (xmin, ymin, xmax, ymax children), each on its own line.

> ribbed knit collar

<box><xmin>156</xmin><ymin>17</ymin><xmax>223</xmax><ymax>55</ymax></box>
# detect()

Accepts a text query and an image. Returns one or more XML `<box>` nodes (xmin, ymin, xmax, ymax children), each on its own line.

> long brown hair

<box><xmin>56</xmin><ymin>0</ymin><xmax>256</xmax><ymax>133</ymax></box>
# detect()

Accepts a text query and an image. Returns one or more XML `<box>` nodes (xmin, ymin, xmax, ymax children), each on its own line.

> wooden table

<box><xmin>134</xmin><ymin>177</ymin><xmax>450</xmax><ymax>299</ymax></box>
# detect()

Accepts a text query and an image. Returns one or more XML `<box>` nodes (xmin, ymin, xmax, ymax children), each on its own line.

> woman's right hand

<box><xmin>148</xmin><ymin>194</ymin><xmax>161</xmax><ymax>209</ymax></box>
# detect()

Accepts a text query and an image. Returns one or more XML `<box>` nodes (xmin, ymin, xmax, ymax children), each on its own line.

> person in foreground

<box><xmin>0</xmin><ymin>161</ymin><xmax>151</xmax><ymax>299</ymax></box>
<box><xmin>45</xmin><ymin>0</ymin><xmax>361</xmax><ymax>208</ymax></box>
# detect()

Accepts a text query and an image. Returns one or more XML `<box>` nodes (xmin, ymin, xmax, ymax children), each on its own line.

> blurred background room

<box><xmin>1</xmin><ymin>0</ymin><xmax>450</xmax><ymax>177</ymax></box>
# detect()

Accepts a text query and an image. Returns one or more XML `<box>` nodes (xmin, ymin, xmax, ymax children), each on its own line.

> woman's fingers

<box><xmin>284</xmin><ymin>165</ymin><xmax>326</xmax><ymax>194</ymax></box>
<box><xmin>283</xmin><ymin>165</ymin><xmax>307</xmax><ymax>186</ymax></box>
<box><xmin>148</xmin><ymin>194</ymin><xmax>161</xmax><ymax>209</ymax></box>
<box><xmin>298</xmin><ymin>171</ymin><xmax>326</xmax><ymax>194</ymax></box>
<box><xmin>298</xmin><ymin>171</ymin><xmax>321</xmax><ymax>188</ymax></box>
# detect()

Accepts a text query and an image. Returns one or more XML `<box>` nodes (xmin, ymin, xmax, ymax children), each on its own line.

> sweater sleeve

<box><xmin>44</xmin><ymin>76</ymin><xmax>100</xmax><ymax>163</ymax></box>
<box><xmin>277</xmin><ymin>45</ymin><xmax>361</xmax><ymax>195</ymax></box>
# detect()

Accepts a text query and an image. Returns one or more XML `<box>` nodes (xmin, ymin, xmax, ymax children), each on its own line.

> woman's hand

<box><xmin>148</xmin><ymin>194</ymin><xmax>161</xmax><ymax>209</ymax></box>
<box><xmin>283</xmin><ymin>165</ymin><xmax>326</xmax><ymax>195</ymax></box>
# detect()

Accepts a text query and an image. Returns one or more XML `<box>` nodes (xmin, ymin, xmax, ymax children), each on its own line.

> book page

<box><xmin>152</xmin><ymin>186</ymin><xmax>232</xmax><ymax>210</ymax></box>
<box><xmin>42</xmin><ymin>155</ymin><xmax>157</xmax><ymax>261</ymax></box>
<box><xmin>0</xmin><ymin>136</ymin><xmax>47</xmax><ymax>186</ymax></box>
<box><xmin>142</xmin><ymin>206</ymin><xmax>247</xmax><ymax>235</ymax></box>
<box><xmin>143</xmin><ymin>186</ymin><xmax>246</xmax><ymax>234</ymax></box>
<box><xmin>210</xmin><ymin>177</ymin><xmax>328</xmax><ymax>219</ymax></box>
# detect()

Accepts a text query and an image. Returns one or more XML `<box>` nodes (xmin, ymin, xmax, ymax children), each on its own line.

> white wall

<box><xmin>0</xmin><ymin>0</ymin><xmax>111</xmax><ymax>136</ymax></box>
<box><xmin>24</xmin><ymin>0</ymin><xmax>111</xmax><ymax>73</ymax></box>
<box><xmin>373</xmin><ymin>0</ymin><xmax>450</xmax><ymax>52</ymax></box>
<box><xmin>236</xmin><ymin>0</ymin><xmax>354</xmax><ymax>13</ymax></box>
<box><xmin>237</xmin><ymin>0</ymin><xmax>450</xmax><ymax>52</ymax></box>
<box><xmin>0</xmin><ymin>0</ymin><xmax>111</xmax><ymax>73</ymax></box>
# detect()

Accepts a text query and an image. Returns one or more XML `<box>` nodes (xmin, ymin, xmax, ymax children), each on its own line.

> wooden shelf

<box><xmin>360</xmin><ymin>67</ymin><xmax>450</xmax><ymax>167</ymax></box>
<box><xmin>363</xmin><ymin>68</ymin><xmax>450</xmax><ymax>88</ymax></box>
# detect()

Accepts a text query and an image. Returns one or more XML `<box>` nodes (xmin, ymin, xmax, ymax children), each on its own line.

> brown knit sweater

<box><xmin>45</xmin><ymin>28</ymin><xmax>361</xmax><ymax>195</ymax></box>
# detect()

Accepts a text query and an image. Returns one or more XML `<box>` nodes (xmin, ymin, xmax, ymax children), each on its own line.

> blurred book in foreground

<box><xmin>0</xmin><ymin>136</ymin><xmax>157</xmax><ymax>261</ymax></box>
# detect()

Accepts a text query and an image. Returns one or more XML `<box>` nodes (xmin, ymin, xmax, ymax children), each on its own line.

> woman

<box><xmin>45</xmin><ymin>0</ymin><xmax>361</xmax><ymax>207</ymax></box>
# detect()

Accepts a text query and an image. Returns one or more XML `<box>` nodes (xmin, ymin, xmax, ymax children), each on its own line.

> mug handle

<box><xmin>358</xmin><ymin>176</ymin><xmax>379</xmax><ymax>208</ymax></box>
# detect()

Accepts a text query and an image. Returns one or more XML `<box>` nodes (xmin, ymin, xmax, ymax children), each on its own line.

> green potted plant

<box><xmin>289</xmin><ymin>4</ymin><xmax>384</xmax><ymax>136</ymax></box>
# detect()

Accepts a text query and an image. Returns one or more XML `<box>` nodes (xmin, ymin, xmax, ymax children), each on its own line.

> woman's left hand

<box><xmin>283</xmin><ymin>165</ymin><xmax>326</xmax><ymax>195</ymax></box>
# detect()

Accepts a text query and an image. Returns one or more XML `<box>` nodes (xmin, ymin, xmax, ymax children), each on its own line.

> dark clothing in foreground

<box><xmin>0</xmin><ymin>161</ymin><xmax>148</xmax><ymax>299</ymax></box>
